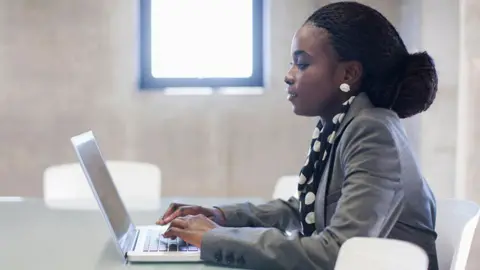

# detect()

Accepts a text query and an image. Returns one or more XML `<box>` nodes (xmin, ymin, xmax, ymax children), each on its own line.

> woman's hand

<box><xmin>163</xmin><ymin>214</ymin><xmax>220</xmax><ymax>247</ymax></box>
<box><xmin>156</xmin><ymin>203</ymin><xmax>226</xmax><ymax>226</ymax></box>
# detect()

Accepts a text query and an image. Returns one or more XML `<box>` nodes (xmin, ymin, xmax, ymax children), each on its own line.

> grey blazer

<box><xmin>200</xmin><ymin>93</ymin><xmax>438</xmax><ymax>270</ymax></box>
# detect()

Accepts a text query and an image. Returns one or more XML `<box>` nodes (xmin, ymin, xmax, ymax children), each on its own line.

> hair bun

<box><xmin>391</xmin><ymin>52</ymin><xmax>438</xmax><ymax>118</ymax></box>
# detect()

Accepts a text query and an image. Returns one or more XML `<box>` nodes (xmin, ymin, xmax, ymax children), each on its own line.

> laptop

<box><xmin>70</xmin><ymin>130</ymin><xmax>201</xmax><ymax>263</ymax></box>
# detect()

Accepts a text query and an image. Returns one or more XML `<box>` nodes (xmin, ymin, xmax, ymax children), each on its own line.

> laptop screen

<box><xmin>70</xmin><ymin>131</ymin><xmax>136</xmax><ymax>257</ymax></box>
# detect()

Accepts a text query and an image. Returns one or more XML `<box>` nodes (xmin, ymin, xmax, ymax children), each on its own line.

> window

<box><xmin>139</xmin><ymin>0</ymin><xmax>264</xmax><ymax>89</ymax></box>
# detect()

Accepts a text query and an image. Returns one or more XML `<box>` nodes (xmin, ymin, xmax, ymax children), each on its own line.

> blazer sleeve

<box><xmin>199</xmin><ymin>115</ymin><xmax>405</xmax><ymax>270</ymax></box>
<box><xmin>215</xmin><ymin>197</ymin><xmax>302</xmax><ymax>232</ymax></box>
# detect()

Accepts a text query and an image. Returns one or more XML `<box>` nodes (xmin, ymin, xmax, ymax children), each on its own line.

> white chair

<box><xmin>335</xmin><ymin>237</ymin><xmax>429</xmax><ymax>270</ymax></box>
<box><xmin>43</xmin><ymin>161</ymin><xmax>161</xmax><ymax>211</ymax></box>
<box><xmin>272</xmin><ymin>175</ymin><xmax>299</xmax><ymax>200</ymax></box>
<box><xmin>435</xmin><ymin>198</ymin><xmax>480</xmax><ymax>270</ymax></box>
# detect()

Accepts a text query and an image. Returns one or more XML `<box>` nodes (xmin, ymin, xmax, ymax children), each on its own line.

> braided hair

<box><xmin>305</xmin><ymin>2</ymin><xmax>438</xmax><ymax>118</ymax></box>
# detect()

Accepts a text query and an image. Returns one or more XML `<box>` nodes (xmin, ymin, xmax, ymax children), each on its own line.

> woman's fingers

<box><xmin>160</xmin><ymin>205</ymin><xmax>202</xmax><ymax>224</ymax></box>
<box><xmin>163</xmin><ymin>226</ymin><xmax>185</xmax><ymax>239</ymax></box>
<box><xmin>163</xmin><ymin>227</ymin><xmax>199</xmax><ymax>247</ymax></box>
<box><xmin>156</xmin><ymin>203</ymin><xmax>186</xmax><ymax>225</ymax></box>
<box><xmin>169</xmin><ymin>217</ymin><xmax>188</xmax><ymax>229</ymax></box>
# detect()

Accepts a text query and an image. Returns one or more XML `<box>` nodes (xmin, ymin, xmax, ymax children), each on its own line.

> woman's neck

<box><xmin>319</xmin><ymin>94</ymin><xmax>357</xmax><ymax>124</ymax></box>
<box><xmin>319</xmin><ymin>109</ymin><xmax>337</xmax><ymax>125</ymax></box>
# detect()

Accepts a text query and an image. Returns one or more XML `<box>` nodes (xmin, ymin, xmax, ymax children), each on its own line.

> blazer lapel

<box><xmin>315</xmin><ymin>92</ymin><xmax>374</xmax><ymax>232</ymax></box>
<box><xmin>336</xmin><ymin>92</ymin><xmax>374</xmax><ymax>139</ymax></box>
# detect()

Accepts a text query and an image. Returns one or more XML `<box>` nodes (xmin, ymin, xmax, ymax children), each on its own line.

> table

<box><xmin>0</xmin><ymin>197</ymin><xmax>264</xmax><ymax>270</ymax></box>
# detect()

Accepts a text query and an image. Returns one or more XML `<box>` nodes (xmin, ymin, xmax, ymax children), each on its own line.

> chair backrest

<box><xmin>335</xmin><ymin>237</ymin><xmax>429</xmax><ymax>270</ymax></box>
<box><xmin>272</xmin><ymin>175</ymin><xmax>299</xmax><ymax>200</ymax></box>
<box><xmin>43</xmin><ymin>161</ymin><xmax>161</xmax><ymax>210</ymax></box>
<box><xmin>435</xmin><ymin>198</ymin><xmax>480</xmax><ymax>270</ymax></box>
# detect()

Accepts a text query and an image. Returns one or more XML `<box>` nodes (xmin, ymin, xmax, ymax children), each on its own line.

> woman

<box><xmin>157</xmin><ymin>2</ymin><xmax>439</xmax><ymax>270</ymax></box>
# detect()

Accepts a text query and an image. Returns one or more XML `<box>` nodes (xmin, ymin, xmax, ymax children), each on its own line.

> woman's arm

<box><xmin>157</xmin><ymin>197</ymin><xmax>301</xmax><ymax>229</ymax></box>
<box><xmin>199</xmin><ymin>114</ymin><xmax>405</xmax><ymax>270</ymax></box>
<box><xmin>215</xmin><ymin>197</ymin><xmax>302</xmax><ymax>232</ymax></box>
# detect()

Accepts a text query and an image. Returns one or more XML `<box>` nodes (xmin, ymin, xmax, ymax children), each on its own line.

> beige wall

<box><xmin>458</xmin><ymin>0</ymin><xmax>480</xmax><ymax>204</ymax></box>
<box><xmin>459</xmin><ymin>1</ymin><xmax>480</xmax><ymax>268</ymax></box>
<box><xmin>419</xmin><ymin>0</ymin><xmax>460</xmax><ymax>199</ymax></box>
<box><xmin>0</xmin><ymin>0</ymin><xmax>477</xmax><ymax>203</ymax></box>
<box><xmin>0</xmin><ymin>0</ymin><xmax>326</xmax><ymax>199</ymax></box>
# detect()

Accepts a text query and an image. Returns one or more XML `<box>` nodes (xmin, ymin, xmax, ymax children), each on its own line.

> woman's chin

<box><xmin>291</xmin><ymin>105</ymin><xmax>316</xmax><ymax>117</ymax></box>
<box><xmin>292</xmin><ymin>105</ymin><xmax>306</xmax><ymax>116</ymax></box>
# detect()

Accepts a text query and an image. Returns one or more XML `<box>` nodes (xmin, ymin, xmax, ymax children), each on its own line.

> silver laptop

<box><xmin>70</xmin><ymin>130</ymin><xmax>201</xmax><ymax>263</ymax></box>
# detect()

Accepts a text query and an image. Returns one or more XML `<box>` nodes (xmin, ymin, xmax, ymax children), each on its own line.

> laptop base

<box><xmin>127</xmin><ymin>225</ymin><xmax>201</xmax><ymax>262</ymax></box>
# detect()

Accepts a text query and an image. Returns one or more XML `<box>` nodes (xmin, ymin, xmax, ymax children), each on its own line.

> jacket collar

<box><xmin>336</xmin><ymin>92</ymin><xmax>374</xmax><ymax>137</ymax></box>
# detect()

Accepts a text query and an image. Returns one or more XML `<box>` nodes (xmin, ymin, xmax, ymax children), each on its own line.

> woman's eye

<box><xmin>297</xmin><ymin>63</ymin><xmax>309</xmax><ymax>70</ymax></box>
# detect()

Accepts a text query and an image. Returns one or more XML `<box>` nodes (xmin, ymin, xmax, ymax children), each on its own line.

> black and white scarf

<box><xmin>298</xmin><ymin>96</ymin><xmax>356</xmax><ymax>236</ymax></box>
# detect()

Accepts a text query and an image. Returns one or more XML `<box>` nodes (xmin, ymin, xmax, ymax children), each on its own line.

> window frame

<box><xmin>138</xmin><ymin>0</ymin><xmax>265</xmax><ymax>90</ymax></box>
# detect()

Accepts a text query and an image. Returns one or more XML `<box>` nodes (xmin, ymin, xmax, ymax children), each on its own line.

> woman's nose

<box><xmin>284</xmin><ymin>76</ymin><xmax>294</xmax><ymax>86</ymax></box>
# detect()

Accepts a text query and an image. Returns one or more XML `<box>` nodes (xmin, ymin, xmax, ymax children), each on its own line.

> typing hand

<box><xmin>162</xmin><ymin>214</ymin><xmax>220</xmax><ymax>248</ymax></box>
<box><xmin>156</xmin><ymin>203</ymin><xmax>226</xmax><ymax>226</ymax></box>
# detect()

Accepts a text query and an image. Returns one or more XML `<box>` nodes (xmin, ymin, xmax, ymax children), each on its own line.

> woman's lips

<box><xmin>287</xmin><ymin>91</ymin><xmax>297</xmax><ymax>101</ymax></box>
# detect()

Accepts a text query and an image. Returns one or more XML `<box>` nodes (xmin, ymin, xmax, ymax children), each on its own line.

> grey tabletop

<box><xmin>0</xmin><ymin>197</ymin><xmax>265</xmax><ymax>270</ymax></box>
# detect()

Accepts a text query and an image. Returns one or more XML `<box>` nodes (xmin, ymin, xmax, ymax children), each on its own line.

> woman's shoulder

<box><xmin>340</xmin><ymin>107</ymin><xmax>407</xmax><ymax>147</ymax></box>
<box><xmin>353</xmin><ymin>107</ymin><xmax>401</xmax><ymax>127</ymax></box>
<box><xmin>342</xmin><ymin>93</ymin><xmax>404</xmax><ymax>133</ymax></box>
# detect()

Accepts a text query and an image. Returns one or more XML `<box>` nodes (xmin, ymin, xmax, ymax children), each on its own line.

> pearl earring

<box><xmin>339</xmin><ymin>83</ymin><xmax>350</xmax><ymax>93</ymax></box>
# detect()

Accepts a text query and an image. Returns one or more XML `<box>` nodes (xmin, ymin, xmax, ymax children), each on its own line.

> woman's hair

<box><xmin>305</xmin><ymin>2</ymin><xmax>438</xmax><ymax>118</ymax></box>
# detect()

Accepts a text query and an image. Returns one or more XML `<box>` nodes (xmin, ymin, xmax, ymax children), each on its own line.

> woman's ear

<box><xmin>341</xmin><ymin>60</ymin><xmax>363</xmax><ymax>88</ymax></box>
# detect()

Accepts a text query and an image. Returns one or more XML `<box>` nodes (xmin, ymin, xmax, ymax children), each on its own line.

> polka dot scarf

<box><xmin>298</xmin><ymin>96</ymin><xmax>356</xmax><ymax>236</ymax></box>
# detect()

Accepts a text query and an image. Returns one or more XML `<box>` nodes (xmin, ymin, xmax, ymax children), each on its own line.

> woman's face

<box><xmin>285</xmin><ymin>24</ymin><xmax>345</xmax><ymax>117</ymax></box>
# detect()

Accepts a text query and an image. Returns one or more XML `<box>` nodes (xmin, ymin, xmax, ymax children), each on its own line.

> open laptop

<box><xmin>70</xmin><ymin>130</ymin><xmax>201</xmax><ymax>263</ymax></box>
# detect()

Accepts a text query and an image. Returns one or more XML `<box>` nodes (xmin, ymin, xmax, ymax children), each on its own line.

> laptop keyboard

<box><xmin>143</xmin><ymin>230</ymin><xmax>199</xmax><ymax>252</ymax></box>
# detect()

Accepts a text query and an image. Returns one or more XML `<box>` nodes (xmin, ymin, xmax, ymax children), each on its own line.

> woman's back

<box><xmin>355</xmin><ymin>106</ymin><xmax>438</xmax><ymax>269</ymax></box>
